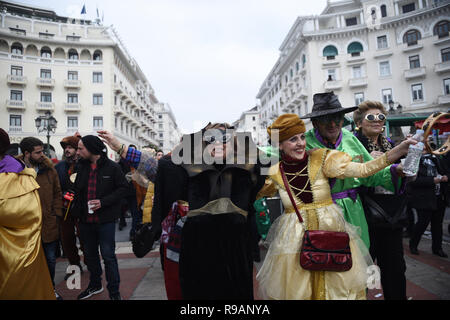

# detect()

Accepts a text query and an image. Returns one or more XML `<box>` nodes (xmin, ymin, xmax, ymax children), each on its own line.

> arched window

<box><xmin>11</xmin><ymin>42</ymin><xmax>23</xmax><ymax>55</ymax></box>
<box><xmin>323</xmin><ymin>45</ymin><xmax>338</xmax><ymax>60</ymax></box>
<box><xmin>41</xmin><ymin>46</ymin><xmax>52</xmax><ymax>58</ymax></box>
<box><xmin>380</xmin><ymin>5</ymin><xmax>387</xmax><ymax>18</ymax></box>
<box><xmin>93</xmin><ymin>50</ymin><xmax>102</xmax><ymax>61</ymax></box>
<box><xmin>434</xmin><ymin>20</ymin><xmax>449</xmax><ymax>38</ymax></box>
<box><xmin>347</xmin><ymin>41</ymin><xmax>363</xmax><ymax>57</ymax></box>
<box><xmin>0</xmin><ymin>39</ymin><xmax>9</xmax><ymax>52</ymax></box>
<box><xmin>403</xmin><ymin>29</ymin><xmax>421</xmax><ymax>46</ymax></box>
<box><xmin>68</xmin><ymin>49</ymin><xmax>79</xmax><ymax>60</ymax></box>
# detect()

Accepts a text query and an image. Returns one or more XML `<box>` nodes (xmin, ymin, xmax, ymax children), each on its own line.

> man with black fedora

<box><xmin>302</xmin><ymin>92</ymin><xmax>404</xmax><ymax>249</ymax></box>
<box><xmin>71</xmin><ymin>135</ymin><xmax>128</xmax><ymax>300</ymax></box>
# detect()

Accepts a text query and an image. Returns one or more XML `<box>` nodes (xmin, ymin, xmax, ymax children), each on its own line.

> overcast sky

<box><xmin>18</xmin><ymin>0</ymin><xmax>329</xmax><ymax>133</ymax></box>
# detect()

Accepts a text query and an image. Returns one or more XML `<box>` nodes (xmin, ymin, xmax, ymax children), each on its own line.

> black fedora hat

<box><xmin>301</xmin><ymin>91</ymin><xmax>358</xmax><ymax>119</ymax></box>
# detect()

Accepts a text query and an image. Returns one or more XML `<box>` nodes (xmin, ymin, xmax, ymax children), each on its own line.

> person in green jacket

<box><xmin>301</xmin><ymin>92</ymin><xmax>404</xmax><ymax>249</ymax></box>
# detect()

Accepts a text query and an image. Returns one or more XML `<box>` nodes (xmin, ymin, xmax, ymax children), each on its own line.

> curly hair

<box><xmin>353</xmin><ymin>101</ymin><xmax>387</xmax><ymax>126</ymax></box>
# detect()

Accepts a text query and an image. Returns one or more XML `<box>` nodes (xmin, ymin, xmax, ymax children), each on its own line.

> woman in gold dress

<box><xmin>256</xmin><ymin>114</ymin><xmax>414</xmax><ymax>300</ymax></box>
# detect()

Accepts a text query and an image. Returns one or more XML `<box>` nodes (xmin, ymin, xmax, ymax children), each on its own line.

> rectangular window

<box><xmin>444</xmin><ymin>78</ymin><xmax>450</xmax><ymax>95</ymax></box>
<box><xmin>93</xmin><ymin>117</ymin><xmax>103</xmax><ymax>129</ymax></box>
<box><xmin>93</xmin><ymin>94</ymin><xmax>103</xmax><ymax>105</ymax></box>
<box><xmin>412</xmin><ymin>84</ymin><xmax>423</xmax><ymax>101</ymax></box>
<box><xmin>354</xmin><ymin>92</ymin><xmax>364</xmax><ymax>106</ymax></box>
<box><xmin>352</xmin><ymin>66</ymin><xmax>362</xmax><ymax>78</ymax></box>
<box><xmin>345</xmin><ymin>17</ymin><xmax>357</xmax><ymax>26</ymax></box>
<box><xmin>442</xmin><ymin>48</ymin><xmax>450</xmax><ymax>62</ymax></box>
<box><xmin>40</xmin><ymin>69</ymin><xmax>51</xmax><ymax>78</ymax></box>
<box><xmin>409</xmin><ymin>55</ymin><xmax>420</xmax><ymax>69</ymax></box>
<box><xmin>67</xmin><ymin>116</ymin><xmax>78</xmax><ymax>128</ymax></box>
<box><xmin>10</xmin><ymin>90</ymin><xmax>22</xmax><ymax>101</ymax></box>
<box><xmin>382</xmin><ymin>89</ymin><xmax>393</xmax><ymax>104</ymax></box>
<box><xmin>327</xmin><ymin>69</ymin><xmax>336</xmax><ymax>81</ymax></box>
<box><xmin>159</xmin><ymin>133</ymin><xmax>163</xmax><ymax>138</ymax></box>
<box><xmin>68</xmin><ymin>94</ymin><xmax>78</xmax><ymax>103</ymax></box>
<box><xmin>402</xmin><ymin>3</ymin><xmax>415</xmax><ymax>14</ymax></box>
<box><xmin>377</xmin><ymin>35</ymin><xmax>388</xmax><ymax>49</ymax></box>
<box><xmin>379</xmin><ymin>61</ymin><xmax>391</xmax><ymax>77</ymax></box>
<box><xmin>11</xmin><ymin>66</ymin><xmax>23</xmax><ymax>76</ymax></box>
<box><xmin>10</xmin><ymin>115</ymin><xmax>21</xmax><ymax>127</ymax></box>
<box><xmin>68</xmin><ymin>71</ymin><xmax>78</xmax><ymax>80</ymax></box>
<box><xmin>93</xmin><ymin>72</ymin><xmax>103</xmax><ymax>83</ymax></box>
<box><xmin>40</xmin><ymin>92</ymin><xmax>52</xmax><ymax>102</ymax></box>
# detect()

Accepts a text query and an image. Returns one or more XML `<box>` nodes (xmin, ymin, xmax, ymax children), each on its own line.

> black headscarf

<box><xmin>81</xmin><ymin>135</ymin><xmax>107</xmax><ymax>156</ymax></box>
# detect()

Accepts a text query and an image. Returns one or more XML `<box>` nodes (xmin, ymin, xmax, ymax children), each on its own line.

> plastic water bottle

<box><xmin>402</xmin><ymin>129</ymin><xmax>424</xmax><ymax>176</ymax></box>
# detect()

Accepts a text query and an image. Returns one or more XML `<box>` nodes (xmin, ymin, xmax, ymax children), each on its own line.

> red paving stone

<box><xmin>403</xmin><ymin>243</ymin><xmax>450</xmax><ymax>275</ymax></box>
<box><xmin>368</xmin><ymin>280</ymin><xmax>439</xmax><ymax>300</ymax></box>
<box><xmin>55</xmin><ymin>267</ymin><xmax>149</xmax><ymax>300</ymax></box>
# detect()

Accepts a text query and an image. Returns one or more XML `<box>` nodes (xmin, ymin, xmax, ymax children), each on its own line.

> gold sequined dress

<box><xmin>256</xmin><ymin>148</ymin><xmax>390</xmax><ymax>300</ymax></box>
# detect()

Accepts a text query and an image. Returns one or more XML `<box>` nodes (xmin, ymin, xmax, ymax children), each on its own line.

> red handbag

<box><xmin>280</xmin><ymin>163</ymin><xmax>352</xmax><ymax>272</ymax></box>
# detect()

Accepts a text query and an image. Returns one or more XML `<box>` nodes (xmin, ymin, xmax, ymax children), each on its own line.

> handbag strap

<box><xmin>279</xmin><ymin>162</ymin><xmax>304</xmax><ymax>224</ymax></box>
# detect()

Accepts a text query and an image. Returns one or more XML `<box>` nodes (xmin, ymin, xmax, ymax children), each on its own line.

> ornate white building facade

<box><xmin>232</xmin><ymin>106</ymin><xmax>266</xmax><ymax>146</ymax></box>
<box><xmin>0</xmin><ymin>1</ymin><xmax>163</xmax><ymax>159</ymax></box>
<box><xmin>256</xmin><ymin>0</ymin><xmax>450</xmax><ymax>144</ymax></box>
<box><xmin>155</xmin><ymin>102</ymin><xmax>183</xmax><ymax>154</ymax></box>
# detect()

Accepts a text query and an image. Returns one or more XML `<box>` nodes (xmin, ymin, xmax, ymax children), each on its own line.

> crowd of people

<box><xmin>0</xmin><ymin>91</ymin><xmax>449</xmax><ymax>301</ymax></box>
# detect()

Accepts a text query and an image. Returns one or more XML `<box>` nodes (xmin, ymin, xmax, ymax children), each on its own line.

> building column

<box><xmin>336</xmin><ymin>16</ymin><xmax>341</xmax><ymax>28</ymax></box>
<box><xmin>360</xmin><ymin>10</ymin><xmax>364</xmax><ymax>25</ymax></box>
<box><xmin>315</xmin><ymin>18</ymin><xmax>319</xmax><ymax>31</ymax></box>
<box><xmin>418</xmin><ymin>0</ymin><xmax>423</xmax><ymax>9</ymax></box>
<box><xmin>341</xmin><ymin>15</ymin><xmax>346</xmax><ymax>27</ymax></box>
<box><xmin>394</xmin><ymin>2</ymin><xmax>399</xmax><ymax>15</ymax></box>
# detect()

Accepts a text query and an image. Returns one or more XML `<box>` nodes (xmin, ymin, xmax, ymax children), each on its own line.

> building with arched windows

<box><xmin>0</xmin><ymin>1</ymin><xmax>169</xmax><ymax>159</ymax></box>
<box><xmin>256</xmin><ymin>0</ymin><xmax>450</xmax><ymax>143</ymax></box>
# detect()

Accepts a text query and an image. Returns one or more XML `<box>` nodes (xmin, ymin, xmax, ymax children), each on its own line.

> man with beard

<box><xmin>55</xmin><ymin>135</ymin><xmax>85</xmax><ymax>281</ymax></box>
<box><xmin>19</xmin><ymin>137</ymin><xmax>63</xmax><ymax>300</ymax></box>
<box><xmin>72</xmin><ymin>135</ymin><xmax>128</xmax><ymax>300</ymax></box>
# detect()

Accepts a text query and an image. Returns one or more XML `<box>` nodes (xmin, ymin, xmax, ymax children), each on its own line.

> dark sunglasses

<box><xmin>365</xmin><ymin>113</ymin><xmax>386</xmax><ymax>122</ymax></box>
<box><xmin>316</xmin><ymin>113</ymin><xmax>345</xmax><ymax>125</ymax></box>
<box><xmin>203</xmin><ymin>132</ymin><xmax>232</xmax><ymax>145</ymax></box>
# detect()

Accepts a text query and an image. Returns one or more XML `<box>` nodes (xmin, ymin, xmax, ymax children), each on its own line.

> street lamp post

<box><xmin>35</xmin><ymin>111</ymin><xmax>57</xmax><ymax>158</ymax></box>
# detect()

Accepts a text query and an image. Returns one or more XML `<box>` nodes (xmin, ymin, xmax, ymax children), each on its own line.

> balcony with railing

<box><xmin>36</xmin><ymin>77</ymin><xmax>55</xmax><ymax>87</ymax></box>
<box><xmin>36</xmin><ymin>102</ymin><xmax>55</xmax><ymax>111</ymax></box>
<box><xmin>6</xmin><ymin>99</ymin><xmax>26</xmax><ymax>110</ymax></box>
<box><xmin>7</xmin><ymin>74</ymin><xmax>27</xmax><ymax>85</ymax></box>
<box><xmin>437</xmin><ymin>95</ymin><xmax>450</xmax><ymax>105</ymax></box>
<box><xmin>64</xmin><ymin>103</ymin><xmax>81</xmax><ymax>112</ymax></box>
<box><xmin>9</xmin><ymin>126</ymin><xmax>22</xmax><ymax>133</ymax></box>
<box><xmin>348</xmin><ymin>77</ymin><xmax>368</xmax><ymax>88</ymax></box>
<box><xmin>404</xmin><ymin>66</ymin><xmax>426</xmax><ymax>80</ymax></box>
<box><xmin>64</xmin><ymin>79</ymin><xmax>81</xmax><ymax>88</ymax></box>
<box><xmin>324</xmin><ymin>80</ymin><xmax>343</xmax><ymax>90</ymax></box>
<box><xmin>434</xmin><ymin>61</ymin><xmax>450</xmax><ymax>74</ymax></box>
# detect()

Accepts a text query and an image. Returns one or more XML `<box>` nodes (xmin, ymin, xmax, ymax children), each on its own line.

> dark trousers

<box><xmin>127</xmin><ymin>196</ymin><xmax>142</xmax><ymax>237</ymax></box>
<box><xmin>410</xmin><ymin>198</ymin><xmax>446</xmax><ymax>252</ymax></box>
<box><xmin>60</xmin><ymin>216</ymin><xmax>83</xmax><ymax>266</ymax></box>
<box><xmin>42</xmin><ymin>240</ymin><xmax>59</xmax><ymax>287</ymax></box>
<box><xmin>369</xmin><ymin>226</ymin><xmax>407</xmax><ymax>300</ymax></box>
<box><xmin>79</xmin><ymin>222</ymin><xmax>120</xmax><ymax>296</ymax></box>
